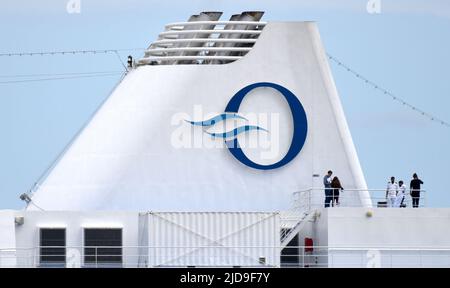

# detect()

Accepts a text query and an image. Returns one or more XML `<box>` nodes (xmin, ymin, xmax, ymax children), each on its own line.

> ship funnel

<box><xmin>29</xmin><ymin>16</ymin><xmax>371</xmax><ymax>211</ymax></box>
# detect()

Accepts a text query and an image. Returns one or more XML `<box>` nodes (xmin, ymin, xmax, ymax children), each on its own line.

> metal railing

<box><xmin>164</xmin><ymin>21</ymin><xmax>267</xmax><ymax>29</ymax></box>
<box><xmin>281</xmin><ymin>246</ymin><xmax>450</xmax><ymax>268</ymax></box>
<box><xmin>292</xmin><ymin>188</ymin><xmax>427</xmax><ymax>211</ymax></box>
<box><xmin>1</xmin><ymin>245</ymin><xmax>449</xmax><ymax>268</ymax></box>
<box><xmin>278</xmin><ymin>188</ymin><xmax>425</xmax><ymax>247</ymax></box>
<box><xmin>139</xmin><ymin>20</ymin><xmax>266</xmax><ymax>65</ymax></box>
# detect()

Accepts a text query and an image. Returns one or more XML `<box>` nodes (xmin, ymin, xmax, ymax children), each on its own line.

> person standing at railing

<box><xmin>395</xmin><ymin>180</ymin><xmax>407</xmax><ymax>207</ymax></box>
<box><xmin>410</xmin><ymin>173</ymin><xmax>424</xmax><ymax>208</ymax></box>
<box><xmin>331</xmin><ymin>176</ymin><xmax>344</xmax><ymax>207</ymax></box>
<box><xmin>323</xmin><ymin>170</ymin><xmax>333</xmax><ymax>207</ymax></box>
<box><xmin>386</xmin><ymin>176</ymin><xmax>398</xmax><ymax>207</ymax></box>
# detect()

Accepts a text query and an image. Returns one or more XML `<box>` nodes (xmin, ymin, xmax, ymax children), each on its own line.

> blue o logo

<box><xmin>224</xmin><ymin>82</ymin><xmax>308</xmax><ymax>170</ymax></box>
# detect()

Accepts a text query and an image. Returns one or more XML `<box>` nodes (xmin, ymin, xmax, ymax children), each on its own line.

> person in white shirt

<box><xmin>386</xmin><ymin>176</ymin><xmax>398</xmax><ymax>207</ymax></box>
<box><xmin>395</xmin><ymin>180</ymin><xmax>406</xmax><ymax>207</ymax></box>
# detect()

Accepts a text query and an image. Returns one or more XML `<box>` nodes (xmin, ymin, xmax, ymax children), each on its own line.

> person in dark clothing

<box><xmin>324</xmin><ymin>170</ymin><xmax>333</xmax><ymax>208</ymax></box>
<box><xmin>331</xmin><ymin>176</ymin><xmax>344</xmax><ymax>207</ymax></box>
<box><xmin>410</xmin><ymin>173</ymin><xmax>424</xmax><ymax>208</ymax></box>
<box><xmin>127</xmin><ymin>55</ymin><xmax>133</xmax><ymax>68</ymax></box>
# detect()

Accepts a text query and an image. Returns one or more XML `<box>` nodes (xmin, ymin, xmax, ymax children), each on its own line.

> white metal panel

<box><xmin>137</xmin><ymin>213</ymin><xmax>149</xmax><ymax>267</ymax></box>
<box><xmin>80</xmin><ymin>223</ymin><xmax>123</xmax><ymax>228</ymax></box>
<box><xmin>0</xmin><ymin>210</ymin><xmax>17</xmax><ymax>267</ymax></box>
<box><xmin>36</xmin><ymin>224</ymin><xmax>67</xmax><ymax>228</ymax></box>
<box><xmin>326</xmin><ymin>208</ymin><xmax>450</xmax><ymax>248</ymax></box>
<box><xmin>146</xmin><ymin>212</ymin><xmax>280</xmax><ymax>267</ymax></box>
<box><xmin>13</xmin><ymin>211</ymin><xmax>140</xmax><ymax>267</ymax></box>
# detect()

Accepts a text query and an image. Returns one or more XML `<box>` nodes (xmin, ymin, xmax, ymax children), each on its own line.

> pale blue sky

<box><xmin>1</xmin><ymin>0</ymin><xmax>449</xmax><ymax>209</ymax></box>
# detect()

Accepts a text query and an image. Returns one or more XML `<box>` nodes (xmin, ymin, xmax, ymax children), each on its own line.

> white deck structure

<box><xmin>0</xmin><ymin>12</ymin><xmax>448</xmax><ymax>268</ymax></box>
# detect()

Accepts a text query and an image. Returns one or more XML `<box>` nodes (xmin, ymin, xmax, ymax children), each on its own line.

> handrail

<box><xmin>146</xmin><ymin>47</ymin><xmax>252</xmax><ymax>54</ymax></box>
<box><xmin>138</xmin><ymin>55</ymin><xmax>241</xmax><ymax>64</ymax></box>
<box><xmin>294</xmin><ymin>188</ymin><xmax>428</xmax><ymax>193</ymax></box>
<box><xmin>3</xmin><ymin>245</ymin><xmax>450</xmax><ymax>250</ymax></box>
<box><xmin>292</xmin><ymin>188</ymin><xmax>427</xmax><ymax>209</ymax></box>
<box><xmin>151</xmin><ymin>38</ymin><xmax>258</xmax><ymax>45</ymax></box>
<box><xmin>2</xmin><ymin>245</ymin><xmax>450</xmax><ymax>268</ymax></box>
<box><xmin>159</xmin><ymin>30</ymin><xmax>262</xmax><ymax>36</ymax></box>
<box><xmin>165</xmin><ymin>21</ymin><xmax>267</xmax><ymax>29</ymax></box>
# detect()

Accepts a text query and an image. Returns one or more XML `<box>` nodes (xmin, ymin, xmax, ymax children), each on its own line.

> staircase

<box><xmin>280</xmin><ymin>210</ymin><xmax>315</xmax><ymax>248</ymax></box>
<box><xmin>280</xmin><ymin>190</ymin><xmax>316</xmax><ymax>248</ymax></box>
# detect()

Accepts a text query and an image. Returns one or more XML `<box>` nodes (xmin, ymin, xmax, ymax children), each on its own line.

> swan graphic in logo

<box><xmin>186</xmin><ymin>82</ymin><xmax>308</xmax><ymax>170</ymax></box>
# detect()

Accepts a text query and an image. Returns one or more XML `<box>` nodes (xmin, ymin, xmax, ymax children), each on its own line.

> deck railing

<box><xmin>292</xmin><ymin>188</ymin><xmax>427</xmax><ymax>211</ymax></box>
<box><xmin>0</xmin><ymin>245</ymin><xmax>448</xmax><ymax>268</ymax></box>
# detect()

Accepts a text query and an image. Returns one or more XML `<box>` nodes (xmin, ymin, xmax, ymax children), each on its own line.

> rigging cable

<box><xmin>0</xmin><ymin>48</ymin><xmax>144</xmax><ymax>57</ymax></box>
<box><xmin>0</xmin><ymin>72</ymin><xmax>123</xmax><ymax>84</ymax></box>
<box><xmin>1</xmin><ymin>48</ymin><xmax>447</xmax><ymax>128</ymax></box>
<box><xmin>327</xmin><ymin>53</ymin><xmax>450</xmax><ymax>129</ymax></box>
<box><xmin>0</xmin><ymin>48</ymin><xmax>145</xmax><ymax>73</ymax></box>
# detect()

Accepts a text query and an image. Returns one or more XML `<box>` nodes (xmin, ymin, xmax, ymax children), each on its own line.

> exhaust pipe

<box><xmin>211</xmin><ymin>11</ymin><xmax>264</xmax><ymax>64</ymax></box>
<box><xmin>176</xmin><ymin>11</ymin><xmax>222</xmax><ymax>64</ymax></box>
